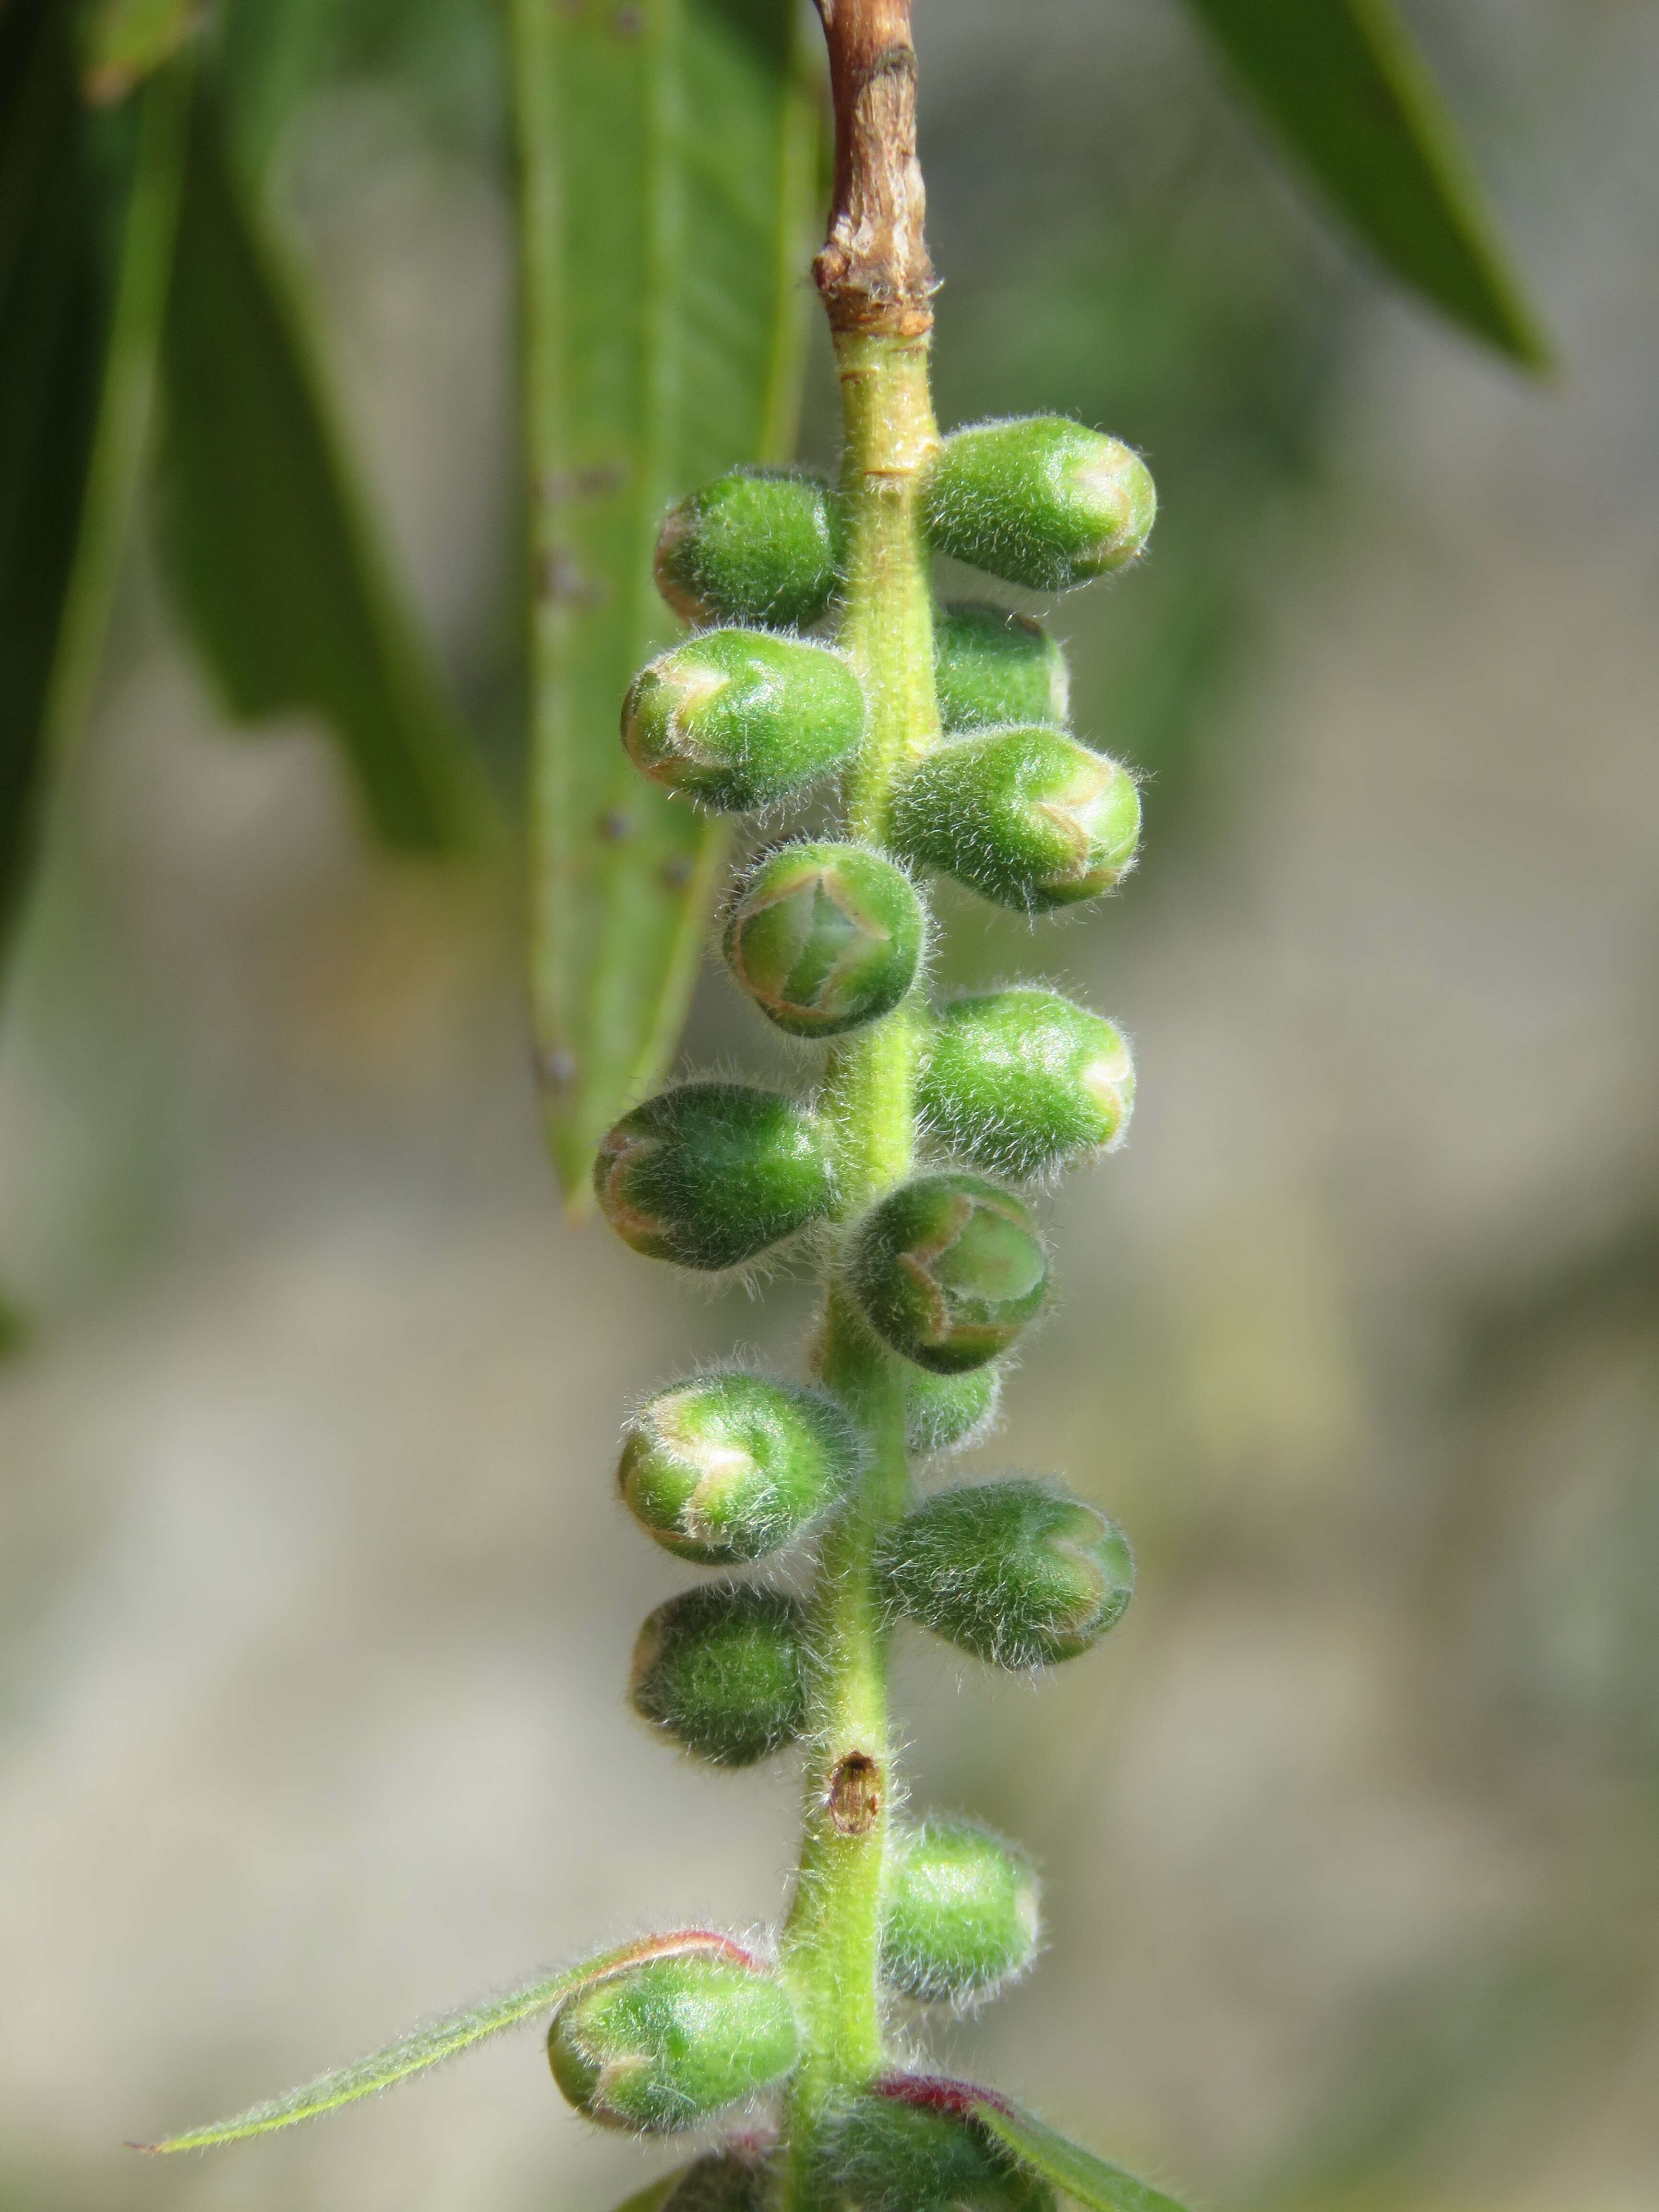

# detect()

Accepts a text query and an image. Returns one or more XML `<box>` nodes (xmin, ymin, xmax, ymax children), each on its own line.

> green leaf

<box><xmin>973</xmin><ymin>2095</ymin><xmax>1191</xmax><ymax>2212</ymax></box>
<box><xmin>79</xmin><ymin>0</ymin><xmax>202</xmax><ymax>104</ymax></box>
<box><xmin>1176</xmin><ymin>0</ymin><xmax>1549</xmax><ymax>367</ymax></box>
<box><xmin>156</xmin><ymin>85</ymin><xmax>492</xmax><ymax>855</ymax></box>
<box><xmin>0</xmin><ymin>0</ymin><xmax>187</xmax><ymax>966</ymax></box>
<box><xmin>509</xmin><ymin>0</ymin><xmax>821</xmax><ymax>1199</ymax></box>
<box><xmin>45</xmin><ymin>48</ymin><xmax>194</xmax><ymax>766</ymax></box>
<box><xmin>132</xmin><ymin>1930</ymin><xmax>755</xmax><ymax>2153</ymax></box>
<box><xmin>608</xmin><ymin>2172</ymin><xmax>687</xmax><ymax>2212</ymax></box>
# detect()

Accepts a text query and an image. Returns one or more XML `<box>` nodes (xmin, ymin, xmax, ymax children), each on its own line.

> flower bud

<box><xmin>882</xmin><ymin>1817</ymin><xmax>1041</xmax><ymax>2005</ymax></box>
<box><xmin>818</xmin><ymin>2091</ymin><xmax>1051</xmax><ymax>2212</ymax></box>
<box><xmin>662</xmin><ymin>2142</ymin><xmax>778</xmax><ymax>2212</ymax></box>
<box><xmin>630</xmin><ymin>1583</ymin><xmax>809</xmax><ymax>1765</ymax></box>
<box><xmin>654</xmin><ymin>468</ymin><xmax>840</xmax><ymax>631</ymax></box>
<box><xmin>724</xmin><ymin>842</ymin><xmax>926</xmax><ymax>1039</ymax></box>
<box><xmin>847</xmin><ymin>1174</ymin><xmax>1047</xmax><ymax>1375</ymax></box>
<box><xmin>547</xmin><ymin>1953</ymin><xmax>799</xmax><ymax>2133</ymax></box>
<box><xmin>905</xmin><ymin>1364</ymin><xmax>1004</xmax><ymax>1458</ymax></box>
<box><xmin>619</xmin><ymin>1371</ymin><xmax>856</xmax><ymax>1563</ymax></box>
<box><xmin>891</xmin><ymin>728</ymin><xmax>1140</xmax><ymax>913</ymax></box>
<box><xmin>934</xmin><ymin>602</ymin><xmax>1069</xmax><ymax>733</ymax></box>
<box><xmin>923</xmin><ymin>417</ymin><xmax>1155</xmax><ymax>591</ymax></box>
<box><xmin>878</xmin><ymin>1479</ymin><xmax>1133</xmax><ymax>1670</ymax></box>
<box><xmin>919</xmin><ymin>989</ymin><xmax>1134</xmax><ymax>1181</ymax></box>
<box><xmin>622</xmin><ymin>629</ymin><xmax>865</xmax><ymax>813</ymax></box>
<box><xmin>595</xmin><ymin>1082</ymin><xmax>834</xmax><ymax>1272</ymax></box>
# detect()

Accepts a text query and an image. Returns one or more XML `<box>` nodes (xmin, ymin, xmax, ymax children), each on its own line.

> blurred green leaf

<box><xmin>974</xmin><ymin>2094</ymin><xmax>1190</xmax><ymax>2212</ymax></box>
<box><xmin>0</xmin><ymin>0</ymin><xmax>189</xmax><ymax>970</ymax></box>
<box><xmin>156</xmin><ymin>86</ymin><xmax>492</xmax><ymax>854</ymax></box>
<box><xmin>216</xmin><ymin>0</ymin><xmax>506</xmax><ymax>172</ymax></box>
<box><xmin>45</xmin><ymin>50</ymin><xmax>194</xmax><ymax>773</ymax></box>
<box><xmin>1177</xmin><ymin>0</ymin><xmax>1549</xmax><ymax>366</ymax></box>
<box><xmin>510</xmin><ymin>0</ymin><xmax>820</xmax><ymax>1199</ymax></box>
<box><xmin>79</xmin><ymin>0</ymin><xmax>200</xmax><ymax>104</ymax></box>
<box><xmin>135</xmin><ymin>1930</ymin><xmax>754</xmax><ymax>2152</ymax></box>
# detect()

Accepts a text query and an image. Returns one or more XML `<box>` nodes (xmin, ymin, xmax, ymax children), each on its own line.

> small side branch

<box><xmin>813</xmin><ymin>0</ymin><xmax>935</xmax><ymax>336</ymax></box>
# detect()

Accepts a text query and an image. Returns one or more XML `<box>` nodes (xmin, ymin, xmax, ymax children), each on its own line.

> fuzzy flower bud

<box><xmin>934</xmin><ymin>602</ymin><xmax>1069</xmax><ymax>733</ymax></box>
<box><xmin>923</xmin><ymin>417</ymin><xmax>1155</xmax><ymax>591</ymax></box>
<box><xmin>594</xmin><ymin>1082</ymin><xmax>834</xmax><ymax>1272</ymax></box>
<box><xmin>547</xmin><ymin>1953</ymin><xmax>799</xmax><ymax>2133</ymax></box>
<box><xmin>891</xmin><ymin>727</ymin><xmax>1140</xmax><ymax>914</ymax></box>
<box><xmin>654</xmin><ymin>468</ymin><xmax>840</xmax><ymax>630</ymax></box>
<box><xmin>882</xmin><ymin>1816</ymin><xmax>1041</xmax><ymax>2005</ymax></box>
<box><xmin>630</xmin><ymin>1583</ymin><xmax>809</xmax><ymax>1766</ymax></box>
<box><xmin>919</xmin><ymin>988</ymin><xmax>1134</xmax><ymax>1181</ymax></box>
<box><xmin>847</xmin><ymin>1174</ymin><xmax>1047</xmax><ymax>1374</ymax></box>
<box><xmin>878</xmin><ymin>1479</ymin><xmax>1133</xmax><ymax>1670</ymax></box>
<box><xmin>818</xmin><ymin>2091</ymin><xmax>1052</xmax><ymax>2212</ymax></box>
<box><xmin>622</xmin><ymin>629</ymin><xmax>865</xmax><ymax>813</ymax></box>
<box><xmin>905</xmin><ymin>1363</ymin><xmax>1004</xmax><ymax>1458</ymax></box>
<box><xmin>619</xmin><ymin>1371</ymin><xmax>856</xmax><ymax>1563</ymax></box>
<box><xmin>724</xmin><ymin>842</ymin><xmax>926</xmax><ymax>1038</ymax></box>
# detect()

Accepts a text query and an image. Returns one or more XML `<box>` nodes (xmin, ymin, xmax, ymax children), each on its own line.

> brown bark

<box><xmin>813</xmin><ymin>0</ymin><xmax>936</xmax><ymax>337</ymax></box>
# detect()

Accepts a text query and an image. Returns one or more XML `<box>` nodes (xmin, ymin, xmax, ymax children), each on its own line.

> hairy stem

<box><xmin>779</xmin><ymin>1</ymin><xmax>940</xmax><ymax>2180</ymax></box>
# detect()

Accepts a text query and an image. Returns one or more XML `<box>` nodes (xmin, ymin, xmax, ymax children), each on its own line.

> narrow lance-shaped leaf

<box><xmin>156</xmin><ymin>85</ymin><xmax>493</xmax><ymax>855</ymax></box>
<box><xmin>1176</xmin><ymin>0</ymin><xmax>1549</xmax><ymax>368</ymax></box>
<box><xmin>133</xmin><ymin>1929</ymin><xmax>756</xmax><ymax>2153</ymax></box>
<box><xmin>0</xmin><ymin>0</ymin><xmax>190</xmax><ymax>963</ymax></box>
<box><xmin>44</xmin><ymin>48</ymin><xmax>195</xmax><ymax>771</ymax></box>
<box><xmin>974</xmin><ymin>2096</ymin><xmax>1190</xmax><ymax>2212</ymax></box>
<box><xmin>608</xmin><ymin>2172</ymin><xmax>691</xmax><ymax>2212</ymax></box>
<box><xmin>510</xmin><ymin>0</ymin><xmax>820</xmax><ymax>1201</ymax></box>
<box><xmin>873</xmin><ymin>2078</ymin><xmax>1192</xmax><ymax>2212</ymax></box>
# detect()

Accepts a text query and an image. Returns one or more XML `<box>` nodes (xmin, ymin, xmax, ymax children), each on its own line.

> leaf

<box><xmin>45</xmin><ymin>47</ymin><xmax>195</xmax><ymax>763</ymax></box>
<box><xmin>1176</xmin><ymin>0</ymin><xmax>1549</xmax><ymax>367</ymax></box>
<box><xmin>608</xmin><ymin>2172</ymin><xmax>688</xmax><ymax>2212</ymax></box>
<box><xmin>133</xmin><ymin>1929</ymin><xmax>755</xmax><ymax>2153</ymax></box>
<box><xmin>871</xmin><ymin>2078</ymin><xmax>1191</xmax><ymax>2212</ymax></box>
<box><xmin>80</xmin><ymin>0</ymin><xmax>203</xmax><ymax>104</ymax></box>
<box><xmin>509</xmin><ymin>0</ymin><xmax>821</xmax><ymax>1199</ymax></box>
<box><xmin>0</xmin><ymin>0</ymin><xmax>186</xmax><ymax>964</ymax></box>
<box><xmin>155</xmin><ymin>85</ymin><xmax>493</xmax><ymax>855</ymax></box>
<box><xmin>974</xmin><ymin>2097</ymin><xmax>1191</xmax><ymax>2212</ymax></box>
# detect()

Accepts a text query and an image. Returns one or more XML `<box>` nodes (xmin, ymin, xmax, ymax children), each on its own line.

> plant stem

<box><xmin>779</xmin><ymin>0</ymin><xmax>940</xmax><ymax>2181</ymax></box>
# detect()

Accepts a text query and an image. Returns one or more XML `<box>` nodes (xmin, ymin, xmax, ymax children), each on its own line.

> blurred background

<box><xmin>1</xmin><ymin>0</ymin><xmax>1656</xmax><ymax>2207</ymax></box>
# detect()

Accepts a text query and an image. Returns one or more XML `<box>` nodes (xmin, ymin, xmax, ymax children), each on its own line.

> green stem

<box><xmin>779</xmin><ymin>327</ymin><xmax>941</xmax><ymax>2201</ymax></box>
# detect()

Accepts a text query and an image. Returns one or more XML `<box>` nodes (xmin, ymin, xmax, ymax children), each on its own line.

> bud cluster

<box><xmin>565</xmin><ymin>392</ymin><xmax>1159</xmax><ymax>2162</ymax></box>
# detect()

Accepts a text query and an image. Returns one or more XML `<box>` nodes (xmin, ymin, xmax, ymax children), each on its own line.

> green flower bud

<box><xmin>547</xmin><ymin>1953</ymin><xmax>799</xmax><ymax>2133</ymax></box>
<box><xmin>724</xmin><ymin>842</ymin><xmax>926</xmax><ymax>1039</ymax></box>
<box><xmin>654</xmin><ymin>468</ymin><xmax>840</xmax><ymax>631</ymax></box>
<box><xmin>891</xmin><ymin>727</ymin><xmax>1140</xmax><ymax>913</ymax></box>
<box><xmin>819</xmin><ymin>2090</ymin><xmax>1051</xmax><ymax>2212</ymax></box>
<box><xmin>919</xmin><ymin>988</ymin><xmax>1134</xmax><ymax>1181</ymax></box>
<box><xmin>630</xmin><ymin>1583</ymin><xmax>809</xmax><ymax>1766</ymax></box>
<box><xmin>595</xmin><ymin>1082</ymin><xmax>834</xmax><ymax>1273</ymax></box>
<box><xmin>882</xmin><ymin>1816</ymin><xmax>1041</xmax><ymax>2005</ymax></box>
<box><xmin>847</xmin><ymin>1174</ymin><xmax>1047</xmax><ymax>1374</ymax></box>
<box><xmin>619</xmin><ymin>1370</ymin><xmax>856</xmax><ymax>1563</ymax></box>
<box><xmin>923</xmin><ymin>417</ymin><xmax>1155</xmax><ymax>591</ymax></box>
<box><xmin>934</xmin><ymin>602</ymin><xmax>1069</xmax><ymax>733</ymax></box>
<box><xmin>878</xmin><ymin>1479</ymin><xmax>1133</xmax><ymax>1670</ymax></box>
<box><xmin>661</xmin><ymin>2142</ymin><xmax>778</xmax><ymax>2212</ymax></box>
<box><xmin>905</xmin><ymin>1364</ymin><xmax>1004</xmax><ymax>1458</ymax></box>
<box><xmin>622</xmin><ymin>629</ymin><xmax>865</xmax><ymax>813</ymax></box>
